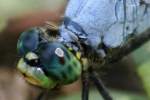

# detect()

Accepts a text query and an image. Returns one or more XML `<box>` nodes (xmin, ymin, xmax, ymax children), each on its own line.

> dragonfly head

<box><xmin>17</xmin><ymin>27</ymin><xmax>82</xmax><ymax>89</ymax></box>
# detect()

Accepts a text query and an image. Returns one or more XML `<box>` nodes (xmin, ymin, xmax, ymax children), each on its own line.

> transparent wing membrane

<box><xmin>60</xmin><ymin>0</ymin><xmax>150</xmax><ymax>48</ymax></box>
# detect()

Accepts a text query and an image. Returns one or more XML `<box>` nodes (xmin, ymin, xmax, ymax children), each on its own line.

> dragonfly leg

<box><xmin>82</xmin><ymin>70</ymin><xmax>90</xmax><ymax>100</ymax></box>
<box><xmin>89</xmin><ymin>69</ymin><xmax>113</xmax><ymax>100</ymax></box>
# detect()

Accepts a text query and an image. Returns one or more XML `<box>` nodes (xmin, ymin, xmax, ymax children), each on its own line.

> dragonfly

<box><xmin>16</xmin><ymin>0</ymin><xmax>150</xmax><ymax>100</ymax></box>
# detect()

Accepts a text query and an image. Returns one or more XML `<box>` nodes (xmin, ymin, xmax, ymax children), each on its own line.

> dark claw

<box><xmin>82</xmin><ymin>70</ymin><xmax>90</xmax><ymax>100</ymax></box>
<box><xmin>90</xmin><ymin>70</ymin><xmax>113</xmax><ymax>100</ymax></box>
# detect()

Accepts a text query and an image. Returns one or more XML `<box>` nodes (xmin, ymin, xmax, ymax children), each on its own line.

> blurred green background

<box><xmin>0</xmin><ymin>0</ymin><xmax>150</xmax><ymax>100</ymax></box>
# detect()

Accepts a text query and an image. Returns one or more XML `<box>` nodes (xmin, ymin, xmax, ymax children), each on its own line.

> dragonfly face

<box><xmin>17</xmin><ymin>28</ymin><xmax>82</xmax><ymax>89</ymax></box>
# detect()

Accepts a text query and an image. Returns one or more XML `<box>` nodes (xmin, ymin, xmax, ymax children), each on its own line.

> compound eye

<box><xmin>17</xmin><ymin>28</ymin><xmax>41</xmax><ymax>56</ymax></box>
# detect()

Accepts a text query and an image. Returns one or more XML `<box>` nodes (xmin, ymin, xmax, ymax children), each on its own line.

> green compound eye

<box><xmin>37</xmin><ymin>42</ymin><xmax>82</xmax><ymax>85</ymax></box>
<box><xmin>17</xmin><ymin>41</ymin><xmax>82</xmax><ymax>89</ymax></box>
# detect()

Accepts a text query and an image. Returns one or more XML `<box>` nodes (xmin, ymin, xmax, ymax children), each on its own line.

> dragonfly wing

<box><xmin>71</xmin><ymin>0</ymin><xmax>117</xmax><ymax>48</ymax></box>
<box><xmin>61</xmin><ymin>0</ymin><xmax>116</xmax><ymax>48</ymax></box>
<box><xmin>103</xmin><ymin>0</ymin><xmax>150</xmax><ymax>47</ymax></box>
<box><xmin>61</xmin><ymin>0</ymin><xmax>150</xmax><ymax>49</ymax></box>
<box><xmin>65</xmin><ymin>0</ymin><xmax>88</xmax><ymax>18</ymax></box>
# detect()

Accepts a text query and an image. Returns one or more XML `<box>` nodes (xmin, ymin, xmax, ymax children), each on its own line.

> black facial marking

<box><xmin>42</xmin><ymin>68</ymin><xmax>50</xmax><ymax>76</ymax></box>
<box><xmin>24</xmin><ymin>57</ymin><xmax>41</xmax><ymax>66</ymax></box>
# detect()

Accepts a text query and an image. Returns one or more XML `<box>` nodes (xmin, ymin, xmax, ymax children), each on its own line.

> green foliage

<box><xmin>138</xmin><ymin>62</ymin><xmax>150</xmax><ymax>98</ymax></box>
<box><xmin>0</xmin><ymin>18</ymin><xmax>7</xmax><ymax>32</ymax></box>
<box><xmin>0</xmin><ymin>0</ymin><xmax>64</xmax><ymax>18</ymax></box>
<box><xmin>132</xmin><ymin>41</ymin><xmax>150</xmax><ymax>98</ymax></box>
<box><xmin>0</xmin><ymin>0</ymin><xmax>65</xmax><ymax>31</ymax></box>
<box><xmin>58</xmin><ymin>89</ymin><xmax>148</xmax><ymax>100</ymax></box>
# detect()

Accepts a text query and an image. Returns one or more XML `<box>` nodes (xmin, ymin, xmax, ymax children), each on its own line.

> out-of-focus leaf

<box><xmin>0</xmin><ymin>0</ymin><xmax>65</xmax><ymax>31</ymax></box>
<box><xmin>131</xmin><ymin>41</ymin><xmax>150</xmax><ymax>98</ymax></box>
<box><xmin>58</xmin><ymin>89</ymin><xmax>148</xmax><ymax>100</ymax></box>
<box><xmin>138</xmin><ymin>61</ymin><xmax>150</xmax><ymax>98</ymax></box>
<box><xmin>0</xmin><ymin>18</ymin><xmax>7</xmax><ymax>32</ymax></box>
<box><xmin>132</xmin><ymin>41</ymin><xmax>150</xmax><ymax>65</ymax></box>
<box><xmin>0</xmin><ymin>0</ymin><xmax>65</xmax><ymax>18</ymax></box>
